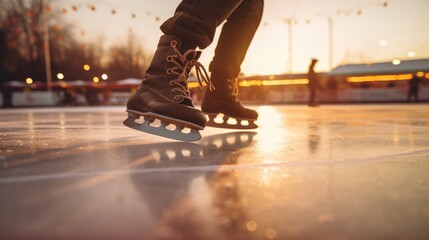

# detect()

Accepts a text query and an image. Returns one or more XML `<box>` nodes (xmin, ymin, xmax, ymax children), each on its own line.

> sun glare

<box><xmin>255</xmin><ymin>106</ymin><xmax>287</xmax><ymax>158</ymax></box>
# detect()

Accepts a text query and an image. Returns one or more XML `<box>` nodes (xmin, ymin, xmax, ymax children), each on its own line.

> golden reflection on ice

<box><xmin>27</xmin><ymin>112</ymin><xmax>35</xmax><ymax>150</ymax></box>
<box><xmin>255</xmin><ymin>106</ymin><xmax>286</xmax><ymax>157</ymax></box>
<box><xmin>265</xmin><ymin>227</ymin><xmax>278</xmax><ymax>239</ymax></box>
<box><xmin>246</xmin><ymin>220</ymin><xmax>257</xmax><ymax>231</ymax></box>
<box><xmin>59</xmin><ymin>112</ymin><xmax>66</xmax><ymax>138</ymax></box>
<box><xmin>189</xmin><ymin>176</ymin><xmax>213</xmax><ymax>219</ymax></box>
<box><xmin>261</xmin><ymin>167</ymin><xmax>275</xmax><ymax>186</ymax></box>
<box><xmin>256</xmin><ymin>106</ymin><xmax>283</xmax><ymax>127</ymax></box>
<box><xmin>392</xmin><ymin>126</ymin><xmax>400</xmax><ymax>146</ymax></box>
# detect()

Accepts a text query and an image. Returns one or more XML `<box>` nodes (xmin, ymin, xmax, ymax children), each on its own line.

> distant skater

<box><xmin>307</xmin><ymin>58</ymin><xmax>319</xmax><ymax>107</ymax></box>
<box><xmin>407</xmin><ymin>74</ymin><xmax>421</xmax><ymax>102</ymax></box>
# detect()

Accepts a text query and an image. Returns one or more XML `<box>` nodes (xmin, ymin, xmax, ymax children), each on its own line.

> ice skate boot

<box><xmin>124</xmin><ymin>35</ymin><xmax>211</xmax><ymax>141</ymax></box>
<box><xmin>201</xmin><ymin>71</ymin><xmax>258</xmax><ymax>129</ymax></box>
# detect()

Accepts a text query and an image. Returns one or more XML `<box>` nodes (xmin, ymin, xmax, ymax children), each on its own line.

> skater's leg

<box><xmin>201</xmin><ymin>0</ymin><xmax>264</xmax><ymax>129</ymax></box>
<box><xmin>161</xmin><ymin>0</ymin><xmax>244</xmax><ymax>50</ymax></box>
<box><xmin>125</xmin><ymin>0</ymin><xmax>245</xmax><ymax>141</ymax></box>
<box><xmin>209</xmin><ymin>0</ymin><xmax>264</xmax><ymax>76</ymax></box>
<box><xmin>125</xmin><ymin>35</ymin><xmax>210</xmax><ymax>141</ymax></box>
<box><xmin>308</xmin><ymin>88</ymin><xmax>317</xmax><ymax>106</ymax></box>
<box><xmin>407</xmin><ymin>88</ymin><xmax>413</xmax><ymax>102</ymax></box>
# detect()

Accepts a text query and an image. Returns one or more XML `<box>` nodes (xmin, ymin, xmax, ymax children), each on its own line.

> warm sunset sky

<box><xmin>55</xmin><ymin>0</ymin><xmax>429</xmax><ymax>76</ymax></box>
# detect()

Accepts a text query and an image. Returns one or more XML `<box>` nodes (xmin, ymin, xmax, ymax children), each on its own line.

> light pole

<box><xmin>316</xmin><ymin>13</ymin><xmax>335</xmax><ymax>71</ymax></box>
<box><xmin>41</xmin><ymin>0</ymin><xmax>52</xmax><ymax>92</ymax></box>
<box><xmin>327</xmin><ymin>16</ymin><xmax>333</xmax><ymax>71</ymax></box>
<box><xmin>284</xmin><ymin>18</ymin><xmax>294</xmax><ymax>75</ymax></box>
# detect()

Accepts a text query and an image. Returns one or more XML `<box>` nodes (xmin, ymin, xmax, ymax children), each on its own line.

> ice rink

<box><xmin>1</xmin><ymin>104</ymin><xmax>428</xmax><ymax>240</ymax></box>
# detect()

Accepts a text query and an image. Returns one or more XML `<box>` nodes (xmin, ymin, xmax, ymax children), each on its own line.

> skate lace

<box><xmin>228</xmin><ymin>78</ymin><xmax>239</xmax><ymax>102</ymax></box>
<box><xmin>167</xmin><ymin>41</ymin><xmax>215</xmax><ymax>103</ymax></box>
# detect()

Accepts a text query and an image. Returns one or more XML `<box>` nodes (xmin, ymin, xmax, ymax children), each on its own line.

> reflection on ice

<box><xmin>128</xmin><ymin>131</ymin><xmax>257</xmax><ymax>239</ymax></box>
<box><xmin>1</xmin><ymin>105</ymin><xmax>429</xmax><ymax>239</ymax></box>
<box><xmin>254</xmin><ymin>106</ymin><xmax>287</xmax><ymax>160</ymax></box>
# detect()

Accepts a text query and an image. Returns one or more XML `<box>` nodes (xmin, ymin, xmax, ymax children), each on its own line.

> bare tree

<box><xmin>0</xmin><ymin>0</ymin><xmax>150</xmax><ymax>83</ymax></box>
<box><xmin>0</xmin><ymin>0</ymin><xmax>98</xmax><ymax>82</ymax></box>
<box><xmin>106</xmin><ymin>30</ymin><xmax>150</xmax><ymax>81</ymax></box>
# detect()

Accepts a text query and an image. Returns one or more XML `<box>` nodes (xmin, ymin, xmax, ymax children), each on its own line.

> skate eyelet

<box><xmin>171</xmin><ymin>41</ymin><xmax>177</xmax><ymax>47</ymax></box>
<box><xmin>166</xmin><ymin>56</ymin><xmax>173</xmax><ymax>62</ymax></box>
<box><xmin>167</xmin><ymin>68</ymin><xmax>173</xmax><ymax>74</ymax></box>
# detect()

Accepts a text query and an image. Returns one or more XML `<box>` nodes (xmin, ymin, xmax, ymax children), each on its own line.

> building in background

<box><xmin>1</xmin><ymin>59</ymin><xmax>429</xmax><ymax>107</ymax></box>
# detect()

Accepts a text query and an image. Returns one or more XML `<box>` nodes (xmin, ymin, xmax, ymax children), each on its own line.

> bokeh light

<box><xmin>392</xmin><ymin>59</ymin><xmax>401</xmax><ymax>65</ymax></box>
<box><xmin>57</xmin><ymin>73</ymin><xmax>64</xmax><ymax>80</ymax></box>
<box><xmin>25</xmin><ymin>78</ymin><xmax>33</xmax><ymax>85</ymax></box>
<box><xmin>83</xmin><ymin>64</ymin><xmax>90</xmax><ymax>71</ymax></box>
<box><xmin>379</xmin><ymin>40</ymin><xmax>388</xmax><ymax>47</ymax></box>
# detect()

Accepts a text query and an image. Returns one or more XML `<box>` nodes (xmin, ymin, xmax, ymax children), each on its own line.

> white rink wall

<box><xmin>263</xmin><ymin>86</ymin><xmax>429</xmax><ymax>104</ymax></box>
<box><xmin>1</xmin><ymin>86</ymin><xmax>429</xmax><ymax>107</ymax></box>
<box><xmin>1</xmin><ymin>91</ymin><xmax>62</xmax><ymax>107</ymax></box>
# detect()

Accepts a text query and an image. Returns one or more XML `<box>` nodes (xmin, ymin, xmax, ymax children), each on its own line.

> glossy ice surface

<box><xmin>1</xmin><ymin>105</ymin><xmax>429</xmax><ymax>240</ymax></box>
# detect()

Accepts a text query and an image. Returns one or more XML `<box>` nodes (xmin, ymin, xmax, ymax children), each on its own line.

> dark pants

<box><xmin>407</xmin><ymin>88</ymin><xmax>419</xmax><ymax>102</ymax></box>
<box><xmin>161</xmin><ymin>0</ymin><xmax>264</xmax><ymax>77</ymax></box>
<box><xmin>309</xmin><ymin>87</ymin><xmax>317</xmax><ymax>106</ymax></box>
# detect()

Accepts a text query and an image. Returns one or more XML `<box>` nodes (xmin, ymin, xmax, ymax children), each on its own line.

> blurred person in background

<box><xmin>307</xmin><ymin>58</ymin><xmax>319</xmax><ymax>107</ymax></box>
<box><xmin>407</xmin><ymin>73</ymin><xmax>422</xmax><ymax>102</ymax></box>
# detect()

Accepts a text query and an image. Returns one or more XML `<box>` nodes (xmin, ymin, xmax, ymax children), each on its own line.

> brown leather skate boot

<box><xmin>124</xmin><ymin>35</ymin><xmax>211</xmax><ymax>141</ymax></box>
<box><xmin>201</xmin><ymin>70</ymin><xmax>258</xmax><ymax>129</ymax></box>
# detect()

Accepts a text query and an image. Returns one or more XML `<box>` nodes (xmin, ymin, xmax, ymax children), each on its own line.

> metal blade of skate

<box><xmin>124</xmin><ymin>110</ymin><xmax>203</xmax><ymax>142</ymax></box>
<box><xmin>205</xmin><ymin>113</ymin><xmax>258</xmax><ymax>129</ymax></box>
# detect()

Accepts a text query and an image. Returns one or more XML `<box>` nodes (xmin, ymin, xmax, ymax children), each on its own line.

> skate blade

<box><xmin>124</xmin><ymin>110</ymin><xmax>203</xmax><ymax>142</ymax></box>
<box><xmin>205</xmin><ymin>113</ymin><xmax>258</xmax><ymax>129</ymax></box>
